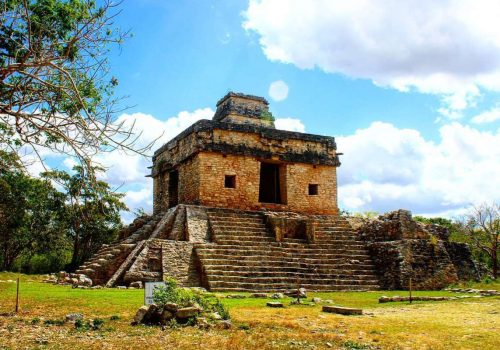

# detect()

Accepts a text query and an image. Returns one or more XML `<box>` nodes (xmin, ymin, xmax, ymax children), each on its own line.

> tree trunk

<box><xmin>492</xmin><ymin>248</ymin><xmax>498</xmax><ymax>279</ymax></box>
<box><xmin>70</xmin><ymin>234</ymin><xmax>80</xmax><ymax>271</ymax></box>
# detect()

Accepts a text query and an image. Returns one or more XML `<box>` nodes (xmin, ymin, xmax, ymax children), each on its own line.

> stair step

<box><xmin>208</xmin><ymin>280</ymin><xmax>379</xmax><ymax>292</ymax></box>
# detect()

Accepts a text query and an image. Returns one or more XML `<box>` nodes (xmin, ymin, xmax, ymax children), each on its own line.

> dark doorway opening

<box><xmin>259</xmin><ymin>163</ymin><xmax>282</xmax><ymax>204</ymax></box>
<box><xmin>168</xmin><ymin>170</ymin><xmax>179</xmax><ymax>208</ymax></box>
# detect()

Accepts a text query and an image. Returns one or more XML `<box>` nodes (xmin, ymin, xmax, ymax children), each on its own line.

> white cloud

<box><xmin>275</xmin><ymin>117</ymin><xmax>305</xmax><ymax>132</ymax></box>
<box><xmin>268</xmin><ymin>80</ymin><xmax>289</xmax><ymax>101</ymax></box>
<box><xmin>471</xmin><ymin>106</ymin><xmax>500</xmax><ymax>124</ymax></box>
<box><xmin>337</xmin><ymin>121</ymin><xmax>500</xmax><ymax>216</ymax></box>
<box><xmin>91</xmin><ymin>108</ymin><xmax>214</xmax><ymax>221</ymax></box>
<box><xmin>244</xmin><ymin>0</ymin><xmax>500</xmax><ymax>116</ymax></box>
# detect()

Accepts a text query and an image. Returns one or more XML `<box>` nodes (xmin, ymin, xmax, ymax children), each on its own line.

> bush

<box><xmin>152</xmin><ymin>277</ymin><xmax>230</xmax><ymax>320</ymax></box>
<box><xmin>43</xmin><ymin>319</ymin><xmax>65</xmax><ymax>326</ymax></box>
<box><xmin>74</xmin><ymin>318</ymin><xmax>105</xmax><ymax>331</ymax></box>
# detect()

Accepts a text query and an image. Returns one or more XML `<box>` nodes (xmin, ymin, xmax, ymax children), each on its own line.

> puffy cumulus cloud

<box><xmin>471</xmin><ymin>106</ymin><xmax>500</xmax><ymax>124</ymax></box>
<box><xmin>337</xmin><ymin>122</ymin><xmax>500</xmax><ymax>216</ymax></box>
<box><xmin>268</xmin><ymin>80</ymin><xmax>289</xmax><ymax>101</ymax></box>
<box><xmin>243</xmin><ymin>0</ymin><xmax>500</xmax><ymax>116</ymax></box>
<box><xmin>275</xmin><ymin>117</ymin><xmax>305</xmax><ymax>132</ymax></box>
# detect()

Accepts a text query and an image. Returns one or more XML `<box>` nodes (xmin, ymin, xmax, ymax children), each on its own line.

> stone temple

<box><xmin>77</xmin><ymin>92</ymin><xmax>478</xmax><ymax>291</ymax></box>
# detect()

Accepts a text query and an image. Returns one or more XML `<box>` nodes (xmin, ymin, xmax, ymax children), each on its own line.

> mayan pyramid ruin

<box><xmin>77</xmin><ymin>92</ymin><xmax>478</xmax><ymax>291</ymax></box>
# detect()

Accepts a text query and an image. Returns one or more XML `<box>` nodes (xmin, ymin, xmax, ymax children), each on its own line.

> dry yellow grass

<box><xmin>0</xmin><ymin>273</ymin><xmax>499</xmax><ymax>350</ymax></box>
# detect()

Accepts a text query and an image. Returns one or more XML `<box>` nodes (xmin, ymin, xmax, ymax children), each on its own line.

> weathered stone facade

<box><xmin>78</xmin><ymin>92</ymin><xmax>478</xmax><ymax>291</ymax></box>
<box><xmin>351</xmin><ymin>210</ymin><xmax>479</xmax><ymax>290</ymax></box>
<box><xmin>151</xmin><ymin>92</ymin><xmax>340</xmax><ymax>215</ymax></box>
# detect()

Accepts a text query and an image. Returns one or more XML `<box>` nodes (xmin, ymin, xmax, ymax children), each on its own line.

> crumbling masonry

<box><xmin>77</xmin><ymin>93</ymin><xmax>478</xmax><ymax>291</ymax></box>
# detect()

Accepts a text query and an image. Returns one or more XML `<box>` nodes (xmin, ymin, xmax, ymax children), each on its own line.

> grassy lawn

<box><xmin>0</xmin><ymin>273</ymin><xmax>499</xmax><ymax>350</ymax></box>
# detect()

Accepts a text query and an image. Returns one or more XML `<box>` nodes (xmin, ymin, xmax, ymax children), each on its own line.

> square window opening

<box><xmin>308</xmin><ymin>184</ymin><xmax>319</xmax><ymax>196</ymax></box>
<box><xmin>224</xmin><ymin>175</ymin><xmax>236</xmax><ymax>188</ymax></box>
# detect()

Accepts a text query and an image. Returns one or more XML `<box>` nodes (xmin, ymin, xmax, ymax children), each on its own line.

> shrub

<box><xmin>43</xmin><ymin>319</ymin><xmax>64</xmax><ymax>326</ymax></box>
<box><xmin>92</xmin><ymin>318</ymin><xmax>104</xmax><ymax>330</ymax></box>
<box><xmin>152</xmin><ymin>277</ymin><xmax>230</xmax><ymax>320</ymax></box>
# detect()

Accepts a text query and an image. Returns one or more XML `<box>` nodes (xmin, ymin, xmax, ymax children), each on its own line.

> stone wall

<box><xmin>161</xmin><ymin>240</ymin><xmax>200</xmax><ymax>287</ymax></box>
<box><xmin>355</xmin><ymin>210</ymin><xmax>479</xmax><ymax>290</ymax></box>
<box><xmin>151</xmin><ymin>118</ymin><xmax>340</xmax><ymax>215</ymax></box>
<box><xmin>196</xmin><ymin>152</ymin><xmax>338</xmax><ymax>214</ymax></box>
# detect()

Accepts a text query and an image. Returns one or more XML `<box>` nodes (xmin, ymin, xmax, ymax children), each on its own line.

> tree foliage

<box><xmin>42</xmin><ymin>165</ymin><xmax>127</xmax><ymax>269</ymax></box>
<box><xmin>0</xmin><ymin>152</ymin><xmax>127</xmax><ymax>272</ymax></box>
<box><xmin>458</xmin><ymin>203</ymin><xmax>499</xmax><ymax>279</ymax></box>
<box><xmin>1</xmin><ymin>0</ymin><xmax>152</xmax><ymax>175</ymax></box>
<box><xmin>0</xmin><ymin>153</ymin><xmax>65</xmax><ymax>270</ymax></box>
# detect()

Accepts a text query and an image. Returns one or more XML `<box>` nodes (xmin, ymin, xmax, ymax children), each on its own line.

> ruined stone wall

<box><xmin>286</xmin><ymin>163</ymin><xmax>337</xmax><ymax>214</ymax></box>
<box><xmin>355</xmin><ymin>210</ymin><xmax>479</xmax><ymax>290</ymax></box>
<box><xmin>196</xmin><ymin>152</ymin><xmax>338</xmax><ymax>214</ymax></box>
<box><xmin>151</xmin><ymin>118</ymin><xmax>340</xmax><ymax>214</ymax></box>
<box><xmin>178</xmin><ymin>156</ymin><xmax>200</xmax><ymax>205</ymax></box>
<box><xmin>198</xmin><ymin>152</ymin><xmax>259</xmax><ymax>210</ymax></box>
<box><xmin>161</xmin><ymin>241</ymin><xmax>200</xmax><ymax>287</ymax></box>
<box><xmin>153</xmin><ymin>172</ymin><xmax>169</xmax><ymax>214</ymax></box>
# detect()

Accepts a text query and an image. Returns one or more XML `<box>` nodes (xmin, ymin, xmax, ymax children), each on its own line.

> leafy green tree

<box><xmin>458</xmin><ymin>203</ymin><xmax>499</xmax><ymax>279</ymax></box>
<box><xmin>42</xmin><ymin>165</ymin><xmax>127</xmax><ymax>269</ymax></box>
<box><xmin>0</xmin><ymin>157</ymin><xmax>65</xmax><ymax>270</ymax></box>
<box><xmin>1</xmin><ymin>0</ymin><xmax>152</xmax><ymax>175</ymax></box>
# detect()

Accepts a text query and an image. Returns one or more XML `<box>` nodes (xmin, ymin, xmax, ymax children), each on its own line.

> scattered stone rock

<box><xmin>117</xmin><ymin>286</ymin><xmax>127</xmax><ymax>289</ymax></box>
<box><xmin>226</xmin><ymin>294</ymin><xmax>246</xmax><ymax>299</ymax></box>
<box><xmin>160</xmin><ymin>310</ymin><xmax>174</xmax><ymax>324</ymax></box>
<box><xmin>267</xmin><ymin>301</ymin><xmax>284</xmax><ymax>308</ymax></box>
<box><xmin>251</xmin><ymin>293</ymin><xmax>268</xmax><ymax>298</ymax></box>
<box><xmin>65</xmin><ymin>313</ymin><xmax>83</xmax><ymax>323</ymax></box>
<box><xmin>132</xmin><ymin>306</ymin><xmax>149</xmax><ymax>325</ymax></box>
<box><xmin>215</xmin><ymin>320</ymin><xmax>232</xmax><ymax>329</ymax></box>
<box><xmin>270</xmin><ymin>293</ymin><xmax>284</xmax><ymax>299</ymax></box>
<box><xmin>311</xmin><ymin>297</ymin><xmax>322</xmax><ymax>303</ymax></box>
<box><xmin>175</xmin><ymin>306</ymin><xmax>201</xmax><ymax>319</ymax></box>
<box><xmin>163</xmin><ymin>302</ymin><xmax>178</xmax><ymax>312</ymax></box>
<box><xmin>285</xmin><ymin>288</ymin><xmax>307</xmax><ymax>298</ymax></box>
<box><xmin>129</xmin><ymin>281</ymin><xmax>143</xmax><ymax>289</ymax></box>
<box><xmin>197</xmin><ymin>317</ymin><xmax>211</xmax><ymax>329</ymax></box>
<box><xmin>322</xmin><ymin>305</ymin><xmax>362</xmax><ymax>315</ymax></box>
<box><xmin>378</xmin><ymin>295</ymin><xmax>460</xmax><ymax>303</ymax></box>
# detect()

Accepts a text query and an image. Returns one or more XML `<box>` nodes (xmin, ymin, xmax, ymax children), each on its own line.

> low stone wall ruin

<box><xmin>351</xmin><ymin>210</ymin><xmax>479</xmax><ymax>290</ymax></box>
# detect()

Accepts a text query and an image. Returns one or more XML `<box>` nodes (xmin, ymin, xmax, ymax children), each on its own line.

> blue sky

<box><xmin>109</xmin><ymin>0</ymin><xmax>446</xmax><ymax>138</ymax></box>
<box><xmin>47</xmin><ymin>0</ymin><xmax>500</xmax><ymax>221</ymax></box>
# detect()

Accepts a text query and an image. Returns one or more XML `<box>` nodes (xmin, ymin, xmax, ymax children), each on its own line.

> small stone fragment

<box><xmin>129</xmin><ymin>281</ymin><xmax>143</xmax><ymax>289</ymax></box>
<box><xmin>163</xmin><ymin>302</ymin><xmax>178</xmax><ymax>312</ymax></box>
<box><xmin>226</xmin><ymin>294</ymin><xmax>246</xmax><ymax>299</ymax></box>
<box><xmin>175</xmin><ymin>306</ymin><xmax>201</xmax><ymax>319</ymax></box>
<box><xmin>132</xmin><ymin>305</ymin><xmax>149</xmax><ymax>325</ymax></box>
<box><xmin>251</xmin><ymin>293</ymin><xmax>268</xmax><ymax>298</ymax></box>
<box><xmin>216</xmin><ymin>320</ymin><xmax>232</xmax><ymax>329</ymax></box>
<box><xmin>160</xmin><ymin>310</ymin><xmax>174</xmax><ymax>324</ymax></box>
<box><xmin>65</xmin><ymin>313</ymin><xmax>83</xmax><ymax>323</ymax></box>
<box><xmin>322</xmin><ymin>305</ymin><xmax>362</xmax><ymax>315</ymax></box>
<box><xmin>267</xmin><ymin>301</ymin><xmax>284</xmax><ymax>308</ymax></box>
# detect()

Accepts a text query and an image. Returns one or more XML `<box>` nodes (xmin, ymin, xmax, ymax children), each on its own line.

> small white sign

<box><xmin>144</xmin><ymin>281</ymin><xmax>166</xmax><ymax>305</ymax></box>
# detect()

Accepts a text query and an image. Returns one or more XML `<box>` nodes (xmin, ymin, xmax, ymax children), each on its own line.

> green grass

<box><xmin>1</xmin><ymin>272</ymin><xmax>499</xmax><ymax>350</ymax></box>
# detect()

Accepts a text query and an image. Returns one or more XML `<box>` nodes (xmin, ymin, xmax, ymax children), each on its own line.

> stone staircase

<box><xmin>195</xmin><ymin>208</ymin><xmax>380</xmax><ymax>292</ymax></box>
<box><xmin>75</xmin><ymin>212</ymin><xmax>164</xmax><ymax>285</ymax></box>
